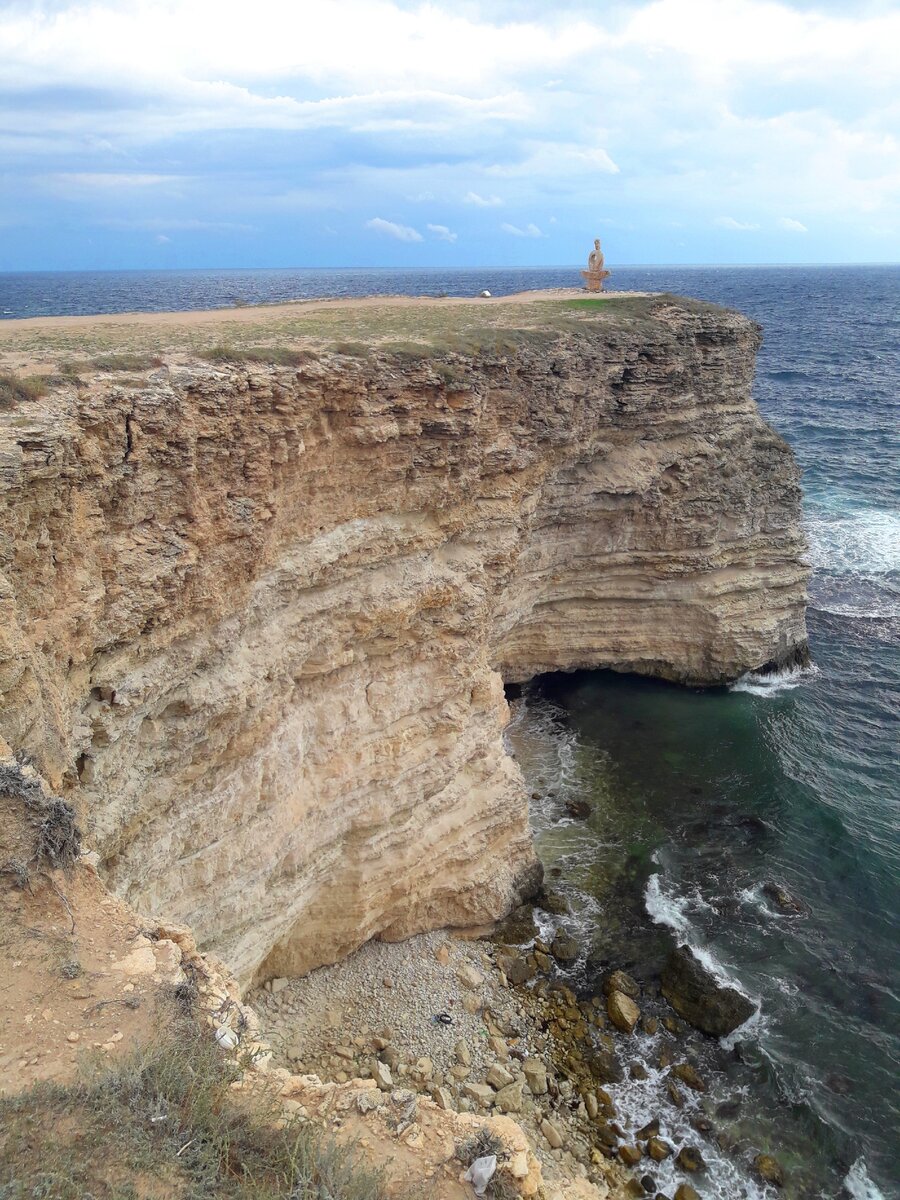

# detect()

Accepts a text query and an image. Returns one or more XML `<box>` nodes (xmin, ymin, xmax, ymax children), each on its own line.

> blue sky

<box><xmin>1</xmin><ymin>0</ymin><xmax>898</xmax><ymax>270</ymax></box>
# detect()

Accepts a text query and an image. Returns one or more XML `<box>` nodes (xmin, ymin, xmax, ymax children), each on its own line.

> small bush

<box><xmin>0</xmin><ymin>763</ymin><xmax>81</xmax><ymax>884</ymax></box>
<box><xmin>0</xmin><ymin>373</ymin><xmax>48</xmax><ymax>411</ymax></box>
<box><xmin>0</xmin><ymin>1012</ymin><xmax>392</xmax><ymax>1200</ymax></box>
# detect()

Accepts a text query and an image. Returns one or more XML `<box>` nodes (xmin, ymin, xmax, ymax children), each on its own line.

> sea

<box><xmin>2</xmin><ymin>265</ymin><xmax>897</xmax><ymax>1198</ymax></box>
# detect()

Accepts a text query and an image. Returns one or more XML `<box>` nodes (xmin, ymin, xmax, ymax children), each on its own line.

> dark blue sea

<box><xmin>2</xmin><ymin>266</ymin><xmax>897</xmax><ymax>1198</ymax></box>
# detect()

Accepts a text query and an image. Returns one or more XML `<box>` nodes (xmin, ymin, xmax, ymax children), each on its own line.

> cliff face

<box><xmin>0</xmin><ymin>296</ymin><xmax>808</xmax><ymax>986</ymax></box>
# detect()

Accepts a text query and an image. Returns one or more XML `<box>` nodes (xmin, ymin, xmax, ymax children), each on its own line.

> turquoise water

<box><xmin>505</xmin><ymin>266</ymin><xmax>899</xmax><ymax>1200</ymax></box>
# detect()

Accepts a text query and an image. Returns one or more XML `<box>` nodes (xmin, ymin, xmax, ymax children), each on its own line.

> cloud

<box><xmin>501</xmin><ymin>221</ymin><xmax>544</xmax><ymax>238</ymax></box>
<box><xmin>778</xmin><ymin>216</ymin><xmax>808</xmax><ymax>233</ymax></box>
<box><xmin>463</xmin><ymin>191</ymin><xmax>503</xmax><ymax>207</ymax></box>
<box><xmin>426</xmin><ymin>223</ymin><xmax>457</xmax><ymax>242</ymax></box>
<box><xmin>155</xmin><ymin>234</ymin><xmax>171</xmax><ymax>244</ymax></box>
<box><xmin>715</xmin><ymin>216</ymin><xmax>761</xmax><ymax>231</ymax></box>
<box><xmin>364</xmin><ymin>216</ymin><xmax>423</xmax><ymax>242</ymax></box>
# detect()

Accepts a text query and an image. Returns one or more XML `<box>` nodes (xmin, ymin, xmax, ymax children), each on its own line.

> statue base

<box><xmin>581</xmin><ymin>269</ymin><xmax>611</xmax><ymax>293</ymax></box>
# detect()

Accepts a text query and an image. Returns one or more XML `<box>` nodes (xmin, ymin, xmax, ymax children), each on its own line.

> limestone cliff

<box><xmin>0</xmin><ymin>293</ymin><xmax>808</xmax><ymax>987</ymax></box>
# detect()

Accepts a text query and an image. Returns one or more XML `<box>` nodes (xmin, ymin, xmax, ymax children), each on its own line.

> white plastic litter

<box><xmin>215</xmin><ymin>1026</ymin><xmax>239</xmax><ymax>1050</ymax></box>
<box><xmin>463</xmin><ymin>1154</ymin><xmax>497</xmax><ymax>1196</ymax></box>
<box><xmin>478</xmin><ymin>289</ymin><xmax>492</xmax><ymax>298</ymax></box>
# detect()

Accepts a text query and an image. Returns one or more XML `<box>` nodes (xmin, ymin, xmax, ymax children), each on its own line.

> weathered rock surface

<box><xmin>661</xmin><ymin>946</ymin><xmax>757</xmax><ymax>1037</ymax></box>
<box><xmin>0</xmin><ymin>297</ymin><xmax>808</xmax><ymax>985</ymax></box>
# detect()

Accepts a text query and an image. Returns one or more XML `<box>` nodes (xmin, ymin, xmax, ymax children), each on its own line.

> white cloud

<box><xmin>501</xmin><ymin>221</ymin><xmax>544</xmax><ymax>238</ymax></box>
<box><xmin>155</xmin><ymin>234</ymin><xmax>171</xmax><ymax>244</ymax></box>
<box><xmin>715</xmin><ymin>216</ymin><xmax>760</xmax><ymax>231</ymax></box>
<box><xmin>778</xmin><ymin>216</ymin><xmax>808</xmax><ymax>233</ymax></box>
<box><xmin>463</xmin><ymin>191</ymin><xmax>504</xmax><ymax>207</ymax></box>
<box><xmin>426</xmin><ymin>223</ymin><xmax>457</xmax><ymax>242</ymax></box>
<box><xmin>364</xmin><ymin>216</ymin><xmax>423</xmax><ymax>242</ymax></box>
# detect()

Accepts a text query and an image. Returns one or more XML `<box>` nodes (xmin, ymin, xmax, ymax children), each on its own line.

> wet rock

<box><xmin>619</xmin><ymin>1145</ymin><xmax>643</xmax><ymax>1166</ymax></box>
<box><xmin>753</xmin><ymin>1154</ymin><xmax>785</xmax><ymax>1187</ymax></box>
<box><xmin>550</xmin><ymin>930</ymin><xmax>579</xmax><ymax>964</ymax></box>
<box><xmin>587</xmin><ymin>1045</ymin><xmax>624</xmax><ymax>1084</ymax></box>
<box><xmin>596</xmin><ymin>1087</ymin><xmax>616</xmax><ymax>1116</ymax></box>
<box><xmin>636</xmin><ymin>1119</ymin><xmax>660</xmax><ymax>1140</ymax></box>
<box><xmin>608</xmin><ymin>990</ymin><xmax>641</xmax><ymax>1034</ymax></box>
<box><xmin>641</xmin><ymin>1015</ymin><xmax>659</xmax><ymax>1035</ymax></box>
<box><xmin>647</xmin><ymin>1138</ymin><xmax>673</xmax><ymax>1162</ymax></box>
<box><xmin>537</xmin><ymin>886</ymin><xmax>571</xmax><ymax>915</ymax></box>
<box><xmin>629</xmin><ymin>1061</ymin><xmax>649</xmax><ymax>1081</ymax></box>
<box><xmin>671</xmin><ymin>1063</ymin><xmax>706</xmax><ymax>1092</ymax></box>
<box><xmin>762</xmin><ymin>882</ymin><xmax>806</xmax><ymax>915</ymax></box>
<box><xmin>661</xmin><ymin>946</ymin><xmax>756</xmax><ymax>1037</ymax></box>
<box><xmin>689</xmin><ymin>1114</ymin><xmax>714</xmax><ymax>1137</ymax></box>
<box><xmin>500</xmin><ymin>951</ymin><xmax>537</xmax><ymax>986</ymax></box>
<box><xmin>640</xmin><ymin>1175</ymin><xmax>657</xmax><ymax>1194</ymax></box>
<box><xmin>674</xmin><ymin>1186</ymin><xmax>700</xmax><ymax>1200</ymax></box>
<box><xmin>662</xmin><ymin>1015</ymin><xmax>682</xmax><ymax>1036</ymax></box>
<box><xmin>604</xmin><ymin>970</ymin><xmax>641</xmax><ymax>1000</ymax></box>
<box><xmin>565</xmin><ymin>797</ymin><xmax>592</xmax><ymax>819</ymax></box>
<box><xmin>494</xmin><ymin>905</ymin><xmax>538</xmax><ymax>945</ymax></box>
<box><xmin>675</xmin><ymin>1146</ymin><xmax>706</xmax><ymax>1173</ymax></box>
<box><xmin>594</xmin><ymin>1122</ymin><xmax>618</xmax><ymax>1149</ymax></box>
<box><xmin>666</xmin><ymin>1079</ymin><xmax>685</xmax><ymax>1108</ymax></box>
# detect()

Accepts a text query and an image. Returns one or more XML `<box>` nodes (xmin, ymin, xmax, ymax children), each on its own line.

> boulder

<box><xmin>523</xmin><ymin>1059</ymin><xmax>548</xmax><ymax>1095</ymax></box>
<box><xmin>486</xmin><ymin>1063</ymin><xmax>515</xmax><ymax>1090</ymax></box>
<box><xmin>462</xmin><ymin>1082</ymin><xmax>494</xmax><ymax>1108</ymax></box>
<box><xmin>660</xmin><ymin>946</ymin><xmax>756</xmax><ymax>1037</ymax></box>
<box><xmin>619</xmin><ymin>1145</ymin><xmax>643</xmax><ymax>1166</ymax></box>
<box><xmin>674</xmin><ymin>1187</ymin><xmax>700</xmax><ymax>1200</ymax></box>
<box><xmin>762</xmin><ymin>882</ymin><xmax>806</xmax><ymax>915</ymax></box>
<box><xmin>647</xmin><ymin>1138</ymin><xmax>673</xmax><ymax>1162</ymax></box>
<box><xmin>550</xmin><ymin>930</ymin><xmax>579</xmax><ymax>964</ymax></box>
<box><xmin>494</xmin><ymin>1079</ymin><xmax>526</xmax><ymax>1113</ymax></box>
<box><xmin>604</xmin><ymin>970</ymin><xmax>641</xmax><ymax>1000</ymax></box>
<box><xmin>675</xmin><ymin>1146</ymin><xmax>706</xmax><ymax>1173</ymax></box>
<box><xmin>373</xmin><ymin>1060</ymin><xmax>393</xmax><ymax>1091</ymax></box>
<box><xmin>608</xmin><ymin>990</ymin><xmax>641</xmax><ymax>1034</ymax></box>
<box><xmin>671</xmin><ymin>1063</ymin><xmax>706</xmax><ymax>1092</ymax></box>
<box><xmin>541</xmin><ymin>1119</ymin><xmax>564</xmax><ymax>1149</ymax></box>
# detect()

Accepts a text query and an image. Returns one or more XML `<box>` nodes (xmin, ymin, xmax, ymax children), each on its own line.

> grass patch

<box><xmin>90</xmin><ymin>353</ymin><xmax>164</xmax><ymax>372</ymax></box>
<box><xmin>0</xmin><ymin>1011</ymin><xmax>392</xmax><ymax>1200</ymax></box>
<box><xmin>198</xmin><ymin>346</ymin><xmax>315</xmax><ymax>368</ymax></box>
<box><xmin>0</xmin><ymin>373</ymin><xmax>48</xmax><ymax>411</ymax></box>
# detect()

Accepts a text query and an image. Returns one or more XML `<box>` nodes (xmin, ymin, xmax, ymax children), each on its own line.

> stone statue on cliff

<box><xmin>581</xmin><ymin>238</ymin><xmax>611</xmax><ymax>292</ymax></box>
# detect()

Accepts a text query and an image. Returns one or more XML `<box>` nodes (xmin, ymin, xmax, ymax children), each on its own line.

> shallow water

<box><xmin>501</xmin><ymin>267</ymin><xmax>899</xmax><ymax>1199</ymax></box>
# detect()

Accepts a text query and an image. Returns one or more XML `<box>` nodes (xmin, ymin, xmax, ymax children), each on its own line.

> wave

<box><xmin>729</xmin><ymin>662</ymin><xmax>819</xmax><ymax>696</ymax></box>
<box><xmin>844</xmin><ymin>1158</ymin><xmax>887</xmax><ymax>1200</ymax></box>
<box><xmin>805</xmin><ymin>507</ymin><xmax>900</xmax><ymax>576</ymax></box>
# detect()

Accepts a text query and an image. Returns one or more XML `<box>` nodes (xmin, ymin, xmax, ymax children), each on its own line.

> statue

<box><xmin>581</xmin><ymin>238</ymin><xmax>611</xmax><ymax>292</ymax></box>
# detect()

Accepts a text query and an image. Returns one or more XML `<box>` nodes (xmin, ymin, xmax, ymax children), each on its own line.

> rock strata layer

<box><xmin>0</xmin><ymin>297</ymin><xmax>808</xmax><ymax>985</ymax></box>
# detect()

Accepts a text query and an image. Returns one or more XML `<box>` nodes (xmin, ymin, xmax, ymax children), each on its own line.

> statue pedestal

<box><xmin>581</xmin><ymin>269</ymin><xmax>611</xmax><ymax>293</ymax></box>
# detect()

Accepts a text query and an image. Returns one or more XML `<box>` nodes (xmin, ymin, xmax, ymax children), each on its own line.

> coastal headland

<box><xmin>0</xmin><ymin>289</ymin><xmax>808</xmax><ymax>1198</ymax></box>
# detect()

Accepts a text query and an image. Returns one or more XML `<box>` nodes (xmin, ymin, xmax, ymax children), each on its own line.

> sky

<box><xmin>1</xmin><ymin>0</ymin><xmax>899</xmax><ymax>270</ymax></box>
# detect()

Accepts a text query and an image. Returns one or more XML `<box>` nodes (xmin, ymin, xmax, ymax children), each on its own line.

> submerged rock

<box><xmin>762</xmin><ymin>882</ymin><xmax>807</xmax><ymax>915</ymax></box>
<box><xmin>661</xmin><ymin>945</ymin><xmax>756</xmax><ymax>1037</ymax></box>
<box><xmin>753</xmin><ymin>1153</ymin><xmax>786</xmax><ymax>1187</ymax></box>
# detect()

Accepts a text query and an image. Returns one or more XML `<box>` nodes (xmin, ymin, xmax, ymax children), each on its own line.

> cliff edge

<box><xmin>0</xmin><ymin>291</ymin><xmax>808</xmax><ymax>986</ymax></box>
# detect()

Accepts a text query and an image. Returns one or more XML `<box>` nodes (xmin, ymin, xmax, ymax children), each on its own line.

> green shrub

<box><xmin>199</xmin><ymin>346</ymin><xmax>314</xmax><ymax>367</ymax></box>
<box><xmin>90</xmin><ymin>353</ymin><xmax>164</xmax><ymax>372</ymax></box>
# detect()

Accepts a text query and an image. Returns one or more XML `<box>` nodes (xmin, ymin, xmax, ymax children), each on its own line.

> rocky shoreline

<box><xmin>250</xmin><ymin>896</ymin><xmax>785</xmax><ymax>1200</ymax></box>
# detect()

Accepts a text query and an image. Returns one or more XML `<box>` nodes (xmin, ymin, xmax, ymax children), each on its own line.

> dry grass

<box><xmin>0</xmin><ymin>372</ymin><xmax>48</xmax><ymax>411</ymax></box>
<box><xmin>0</xmin><ymin>1008</ymin><xmax>393</xmax><ymax>1200</ymax></box>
